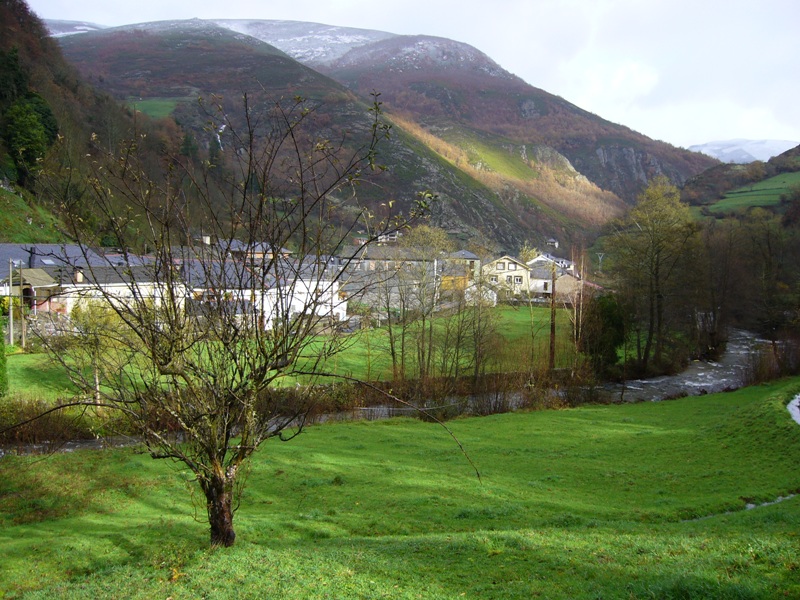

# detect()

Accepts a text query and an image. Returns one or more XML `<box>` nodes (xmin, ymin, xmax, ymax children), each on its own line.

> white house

<box><xmin>482</xmin><ymin>256</ymin><xmax>531</xmax><ymax>297</ymax></box>
<box><xmin>181</xmin><ymin>256</ymin><xmax>347</xmax><ymax>331</ymax></box>
<box><xmin>43</xmin><ymin>265</ymin><xmax>169</xmax><ymax>315</ymax></box>
<box><xmin>258</xmin><ymin>276</ymin><xmax>347</xmax><ymax>329</ymax></box>
<box><xmin>526</xmin><ymin>252</ymin><xmax>577</xmax><ymax>276</ymax></box>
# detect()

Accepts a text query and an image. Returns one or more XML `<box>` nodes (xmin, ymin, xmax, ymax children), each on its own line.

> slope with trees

<box><xmin>205</xmin><ymin>20</ymin><xmax>719</xmax><ymax>205</ymax></box>
<box><xmin>594</xmin><ymin>175</ymin><xmax>800</xmax><ymax>380</ymax></box>
<box><xmin>313</xmin><ymin>34</ymin><xmax>717</xmax><ymax>201</ymax></box>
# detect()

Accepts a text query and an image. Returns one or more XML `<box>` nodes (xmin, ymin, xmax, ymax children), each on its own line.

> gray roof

<box><xmin>0</xmin><ymin>243</ymin><xmax>107</xmax><ymax>270</ymax></box>
<box><xmin>448</xmin><ymin>249</ymin><xmax>480</xmax><ymax>261</ymax></box>
<box><xmin>39</xmin><ymin>264</ymin><xmax>157</xmax><ymax>286</ymax></box>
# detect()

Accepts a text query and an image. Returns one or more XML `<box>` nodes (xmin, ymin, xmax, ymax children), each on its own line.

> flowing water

<box><xmin>599</xmin><ymin>329</ymin><xmax>763</xmax><ymax>403</ymax></box>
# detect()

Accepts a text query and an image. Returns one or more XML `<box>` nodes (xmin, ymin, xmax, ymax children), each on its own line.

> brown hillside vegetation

<box><xmin>391</xmin><ymin>112</ymin><xmax>624</xmax><ymax>228</ymax></box>
<box><xmin>50</xmin><ymin>20</ymin><xmax>610</xmax><ymax>249</ymax></box>
<box><xmin>323</xmin><ymin>34</ymin><xmax>718</xmax><ymax>203</ymax></box>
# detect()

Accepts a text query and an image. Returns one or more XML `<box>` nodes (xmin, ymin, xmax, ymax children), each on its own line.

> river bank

<box><xmin>599</xmin><ymin>329</ymin><xmax>763</xmax><ymax>403</ymax></box>
<box><xmin>0</xmin><ymin>329</ymin><xmax>776</xmax><ymax>456</ymax></box>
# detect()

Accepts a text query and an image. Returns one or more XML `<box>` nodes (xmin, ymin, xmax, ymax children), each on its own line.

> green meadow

<box><xmin>312</xmin><ymin>305</ymin><xmax>576</xmax><ymax>381</ymax></box>
<box><xmin>2</xmin><ymin>379</ymin><xmax>799</xmax><ymax>598</ymax></box>
<box><xmin>6</xmin><ymin>305</ymin><xmax>576</xmax><ymax>395</ymax></box>
<box><xmin>126</xmin><ymin>97</ymin><xmax>194</xmax><ymax>119</ymax></box>
<box><xmin>708</xmin><ymin>171</ymin><xmax>800</xmax><ymax>214</ymax></box>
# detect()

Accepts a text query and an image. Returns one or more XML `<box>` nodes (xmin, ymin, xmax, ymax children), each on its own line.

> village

<box><xmin>0</xmin><ymin>235</ymin><xmax>595</xmax><ymax>346</ymax></box>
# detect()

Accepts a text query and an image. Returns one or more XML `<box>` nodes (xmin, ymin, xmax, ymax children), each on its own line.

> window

<box><xmin>490</xmin><ymin>276</ymin><xmax>498</xmax><ymax>283</ymax></box>
<box><xmin>506</xmin><ymin>275</ymin><xmax>512</xmax><ymax>283</ymax></box>
<box><xmin>514</xmin><ymin>276</ymin><xmax>523</xmax><ymax>284</ymax></box>
<box><xmin>543</xmin><ymin>282</ymin><xmax>549</xmax><ymax>292</ymax></box>
<box><xmin>496</xmin><ymin>262</ymin><xmax>505</xmax><ymax>271</ymax></box>
<box><xmin>508</xmin><ymin>262</ymin><xmax>517</xmax><ymax>270</ymax></box>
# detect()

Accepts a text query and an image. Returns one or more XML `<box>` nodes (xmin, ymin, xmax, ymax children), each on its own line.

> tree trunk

<box><xmin>202</xmin><ymin>474</ymin><xmax>236</xmax><ymax>547</ymax></box>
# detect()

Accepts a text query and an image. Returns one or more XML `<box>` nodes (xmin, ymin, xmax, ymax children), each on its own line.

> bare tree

<box><xmin>34</xmin><ymin>94</ymin><xmax>427</xmax><ymax>547</ymax></box>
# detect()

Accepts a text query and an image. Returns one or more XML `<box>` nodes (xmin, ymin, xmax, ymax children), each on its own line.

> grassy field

<box><xmin>6</xmin><ymin>305</ymin><xmax>576</xmax><ymax>396</ymax></box>
<box><xmin>708</xmin><ymin>171</ymin><xmax>800</xmax><ymax>214</ymax></box>
<box><xmin>125</xmin><ymin>97</ymin><xmax>193</xmax><ymax>119</ymax></box>
<box><xmin>5</xmin><ymin>350</ymin><xmax>75</xmax><ymax>401</ymax></box>
<box><xmin>310</xmin><ymin>305</ymin><xmax>576</xmax><ymax>381</ymax></box>
<box><xmin>2</xmin><ymin>379</ymin><xmax>799</xmax><ymax>598</ymax></box>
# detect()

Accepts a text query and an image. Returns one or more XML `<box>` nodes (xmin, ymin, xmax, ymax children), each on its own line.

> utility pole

<box><xmin>8</xmin><ymin>260</ymin><xmax>13</xmax><ymax>346</ymax></box>
<box><xmin>19</xmin><ymin>266</ymin><xmax>25</xmax><ymax>350</ymax></box>
<box><xmin>549</xmin><ymin>260</ymin><xmax>556</xmax><ymax>372</ymax></box>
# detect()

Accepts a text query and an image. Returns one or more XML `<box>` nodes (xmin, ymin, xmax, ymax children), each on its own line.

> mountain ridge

<box><xmin>40</xmin><ymin>16</ymin><xmax>717</xmax><ymax>251</ymax></box>
<box><xmin>209</xmin><ymin>20</ymin><xmax>716</xmax><ymax>199</ymax></box>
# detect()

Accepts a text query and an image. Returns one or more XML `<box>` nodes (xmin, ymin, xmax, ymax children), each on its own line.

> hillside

<box><xmin>41</xmin><ymin>19</ymin><xmax>105</xmax><ymax>37</ymax></box>
<box><xmin>214</xmin><ymin>19</ymin><xmax>397</xmax><ymax>65</ymax></box>
<box><xmin>23</xmin><ymin>13</ymin><xmax>722</xmax><ymax>250</ymax></box>
<box><xmin>323</xmin><ymin>35</ymin><xmax>715</xmax><ymax>200</ymax></box>
<box><xmin>56</xmin><ymin>20</ymin><xmax>336</xmax><ymax>103</ymax></box>
<box><xmin>0</xmin><ymin>185</ymin><xmax>65</xmax><ymax>243</ymax></box>
<box><xmin>682</xmin><ymin>143</ymin><xmax>800</xmax><ymax>210</ymax></box>
<box><xmin>209</xmin><ymin>21</ymin><xmax>717</xmax><ymax>203</ymax></box>
<box><xmin>51</xmin><ymin>20</ymin><xmax>632</xmax><ymax>251</ymax></box>
<box><xmin>0</xmin><ymin>0</ymin><xmax>178</xmax><ymax>246</ymax></box>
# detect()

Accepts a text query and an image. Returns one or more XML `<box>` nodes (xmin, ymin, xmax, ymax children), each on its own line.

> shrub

<box><xmin>0</xmin><ymin>394</ymin><xmax>96</xmax><ymax>449</ymax></box>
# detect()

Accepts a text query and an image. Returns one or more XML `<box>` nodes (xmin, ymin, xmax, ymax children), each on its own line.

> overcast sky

<box><xmin>25</xmin><ymin>0</ymin><xmax>800</xmax><ymax>149</ymax></box>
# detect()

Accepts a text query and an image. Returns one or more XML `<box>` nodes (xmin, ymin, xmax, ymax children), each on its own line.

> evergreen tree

<box><xmin>0</xmin><ymin>47</ymin><xmax>28</xmax><ymax>110</ymax></box>
<box><xmin>3</xmin><ymin>97</ymin><xmax>48</xmax><ymax>185</ymax></box>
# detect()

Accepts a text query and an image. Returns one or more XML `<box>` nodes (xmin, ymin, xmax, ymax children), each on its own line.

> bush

<box><xmin>0</xmin><ymin>394</ymin><xmax>96</xmax><ymax>449</ymax></box>
<box><xmin>741</xmin><ymin>336</ymin><xmax>800</xmax><ymax>386</ymax></box>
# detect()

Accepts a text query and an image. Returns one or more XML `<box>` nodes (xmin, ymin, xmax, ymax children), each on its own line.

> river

<box><xmin>599</xmin><ymin>329</ymin><xmax>763</xmax><ymax>403</ymax></box>
<box><xmin>0</xmin><ymin>330</ymin><xmax>783</xmax><ymax>456</ymax></box>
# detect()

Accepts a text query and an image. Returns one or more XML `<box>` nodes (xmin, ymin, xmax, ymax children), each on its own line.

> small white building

<box><xmin>481</xmin><ymin>256</ymin><xmax>531</xmax><ymax>297</ymax></box>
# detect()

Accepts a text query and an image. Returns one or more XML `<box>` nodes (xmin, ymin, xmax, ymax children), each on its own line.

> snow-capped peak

<box><xmin>688</xmin><ymin>139</ymin><xmax>799</xmax><ymax>163</ymax></box>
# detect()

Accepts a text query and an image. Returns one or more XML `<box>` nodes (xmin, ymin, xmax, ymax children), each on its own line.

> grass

<box><xmin>708</xmin><ymin>171</ymin><xmax>800</xmax><ymax>214</ymax></box>
<box><xmin>7</xmin><ymin>305</ymin><xmax>577</xmax><ymax>394</ymax></box>
<box><xmin>126</xmin><ymin>97</ymin><xmax>194</xmax><ymax>119</ymax></box>
<box><xmin>2</xmin><ymin>379</ymin><xmax>800</xmax><ymax>598</ymax></box>
<box><xmin>311</xmin><ymin>305</ymin><xmax>577</xmax><ymax>381</ymax></box>
<box><xmin>438</xmin><ymin>127</ymin><xmax>539</xmax><ymax>181</ymax></box>
<box><xmin>5</xmin><ymin>352</ymin><xmax>75</xmax><ymax>400</ymax></box>
<box><xmin>0</xmin><ymin>188</ymin><xmax>65</xmax><ymax>244</ymax></box>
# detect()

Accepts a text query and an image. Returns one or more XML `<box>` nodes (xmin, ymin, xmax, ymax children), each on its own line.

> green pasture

<box><xmin>308</xmin><ymin>305</ymin><xmax>577</xmax><ymax>381</ymax></box>
<box><xmin>708</xmin><ymin>171</ymin><xmax>800</xmax><ymax>214</ymax></box>
<box><xmin>6</xmin><ymin>305</ymin><xmax>577</xmax><ymax>396</ymax></box>
<box><xmin>6</xmin><ymin>351</ymin><xmax>75</xmax><ymax>400</ymax></box>
<box><xmin>126</xmin><ymin>97</ymin><xmax>194</xmax><ymax>120</ymax></box>
<box><xmin>2</xmin><ymin>379</ymin><xmax>799</xmax><ymax>598</ymax></box>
